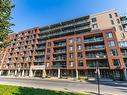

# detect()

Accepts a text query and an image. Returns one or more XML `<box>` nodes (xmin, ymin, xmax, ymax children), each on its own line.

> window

<box><xmin>47</xmin><ymin>48</ymin><xmax>50</xmax><ymax>53</ymax></box>
<box><xmin>78</xmin><ymin>53</ymin><xmax>83</xmax><ymax>58</ymax></box>
<box><xmin>46</xmin><ymin>55</ymin><xmax>50</xmax><ymax>60</ymax></box>
<box><xmin>109</xmin><ymin>14</ymin><xmax>112</xmax><ymax>18</ymax></box>
<box><xmin>119</xmin><ymin>26</ymin><xmax>123</xmax><ymax>31</ymax></box>
<box><xmin>91</xmin><ymin>18</ymin><xmax>96</xmax><ymax>22</ymax></box>
<box><xmin>113</xmin><ymin>59</ymin><xmax>120</xmax><ymax>66</ymax></box>
<box><xmin>114</xmin><ymin>13</ymin><xmax>118</xmax><ymax>17</ymax></box>
<box><xmin>111</xmin><ymin>20</ymin><xmax>114</xmax><ymax>25</ymax></box>
<box><xmin>77</xmin><ymin>45</ymin><xmax>82</xmax><ymax>50</ymax></box>
<box><xmin>69</xmin><ymin>46</ymin><xmax>73</xmax><ymax>51</ymax></box>
<box><xmin>78</xmin><ymin>60</ymin><xmax>83</xmax><ymax>66</ymax></box>
<box><xmin>116</xmin><ymin>19</ymin><xmax>120</xmax><ymax>24</ymax></box>
<box><xmin>109</xmin><ymin>41</ymin><xmax>115</xmax><ymax>47</ymax></box>
<box><xmin>69</xmin><ymin>53</ymin><xmax>74</xmax><ymax>58</ymax></box>
<box><xmin>113</xmin><ymin>27</ymin><xmax>116</xmax><ymax>31</ymax></box>
<box><xmin>92</xmin><ymin>24</ymin><xmax>98</xmax><ymax>28</ymax></box>
<box><xmin>76</xmin><ymin>37</ymin><xmax>81</xmax><ymax>42</ymax></box>
<box><xmin>111</xmin><ymin>49</ymin><xmax>118</xmax><ymax>56</ymax></box>
<box><xmin>48</xmin><ymin>42</ymin><xmax>51</xmax><ymax>46</ymax></box>
<box><xmin>121</xmin><ymin>33</ymin><xmax>125</xmax><ymax>39</ymax></box>
<box><xmin>119</xmin><ymin>41</ymin><xmax>127</xmax><ymax>47</ymax></box>
<box><xmin>106</xmin><ymin>32</ymin><xmax>113</xmax><ymax>38</ymax></box>
<box><xmin>70</xmin><ymin>61</ymin><xmax>74</xmax><ymax>67</ymax></box>
<box><xmin>69</xmin><ymin>38</ymin><xmax>73</xmax><ymax>43</ymax></box>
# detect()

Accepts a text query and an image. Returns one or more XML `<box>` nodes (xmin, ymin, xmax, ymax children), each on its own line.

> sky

<box><xmin>11</xmin><ymin>0</ymin><xmax>127</xmax><ymax>32</ymax></box>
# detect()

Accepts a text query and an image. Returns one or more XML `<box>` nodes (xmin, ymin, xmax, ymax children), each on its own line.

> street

<box><xmin>0</xmin><ymin>77</ymin><xmax>127</xmax><ymax>95</ymax></box>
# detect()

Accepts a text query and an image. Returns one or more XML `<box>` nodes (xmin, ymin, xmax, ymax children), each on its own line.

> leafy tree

<box><xmin>0</xmin><ymin>0</ymin><xmax>14</xmax><ymax>49</ymax></box>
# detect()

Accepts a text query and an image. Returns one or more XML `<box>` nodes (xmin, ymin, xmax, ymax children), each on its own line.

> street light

<box><xmin>96</xmin><ymin>55</ymin><xmax>100</xmax><ymax>95</ymax></box>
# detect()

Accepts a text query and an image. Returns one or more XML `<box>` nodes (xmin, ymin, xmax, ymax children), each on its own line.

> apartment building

<box><xmin>0</xmin><ymin>9</ymin><xmax>127</xmax><ymax>80</ymax></box>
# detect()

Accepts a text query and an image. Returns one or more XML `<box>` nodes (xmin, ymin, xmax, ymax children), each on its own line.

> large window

<box><xmin>113</xmin><ymin>59</ymin><xmax>120</xmax><ymax>66</ymax></box>
<box><xmin>119</xmin><ymin>26</ymin><xmax>123</xmax><ymax>31</ymax></box>
<box><xmin>111</xmin><ymin>20</ymin><xmax>114</xmax><ymax>25</ymax></box>
<box><xmin>70</xmin><ymin>61</ymin><xmax>74</xmax><ymax>67</ymax></box>
<box><xmin>92</xmin><ymin>24</ymin><xmax>98</xmax><ymax>28</ymax></box>
<box><xmin>78</xmin><ymin>60</ymin><xmax>83</xmax><ymax>67</ymax></box>
<box><xmin>109</xmin><ymin>41</ymin><xmax>115</xmax><ymax>47</ymax></box>
<box><xmin>91</xmin><ymin>18</ymin><xmax>97</xmax><ymax>22</ymax></box>
<box><xmin>109</xmin><ymin>14</ymin><xmax>112</xmax><ymax>18</ymax></box>
<box><xmin>69</xmin><ymin>53</ymin><xmax>74</xmax><ymax>58</ymax></box>
<box><xmin>119</xmin><ymin>41</ymin><xmax>127</xmax><ymax>47</ymax></box>
<box><xmin>77</xmin><ymin>45</ymin><xmax>82</xmax><ymax>50</ymax></box>
<box><xmin>116</xmin><ymin>19</ymin><xmax>120</xmax><ymax>24</ymax></box>
<box><xmin>69</xmin><ymin>46</ymin><xmax>73</xmax><ymax>51</ymax></box>
<box><xmin>69</xmin><ymin>38</ymin><xmax>73</xmax><ymax>43</ymax></box>
<box><xmin>77</xmin><ymin>53</ymin><xmax>83</xmax><ymax>58</ymax></box>
<box><xmin>114</xmin><ymin>13</ymin><xmax>118</xmax><ymax>17</ymax></box>
<box><xmin>106</xmin><ymin>32</ymin><xmax>113</xmax><ymax>38</ymax></box>
<box><xmin>76</xmin><ymin>37</ymin><xmax>81</xmax><ymax>42</ymax></box>
<box><xmin>111</xmin><ymin>49</ymin><xmax>118</xmax><ymax>56</ymax></box>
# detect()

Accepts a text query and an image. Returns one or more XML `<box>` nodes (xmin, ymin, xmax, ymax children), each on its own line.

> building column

<box><xmin>29</xmin><ymin>69</ymin><xmax>33</xmax><ymax>77</ymax></box>
<box><xmin>15</xmin><ymin>70</ymin><xmax>17</xmax><ymax>76</ymax></box>
<box><xmin>22</xmin><ymin>70</ymin><xmax>24</xmax><ymax>77</ymax></box>
<box><xmin>0</xmin><ymin>70</ymin><xmax>2</xmax><ymax>76</ymax></box>
<box><xmin>58</xmin><ymin>68</ymin><xmax>61</xmax><ymax>78</ymax></box>
<box><xmin>8</xmin><ymin>70</ymin><xmax>10</xmax><ymax>76</ymax></box>
<box><xmin>124</xmin><ymin>69</ymin><xmax>127</xmax><ymax>81</ymax></box>
<box><xmin>76</xmin><ymin>70</ymin><xmax>79</xmax><ymax>80</ymax></box>
<box><xmin>42</xmin><ymin>69</ymin><xmax>46</xmax><ymax>78</ymax></box>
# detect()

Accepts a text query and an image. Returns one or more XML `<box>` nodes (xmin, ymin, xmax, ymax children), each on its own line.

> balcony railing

<box><xmin>54</xmin><ymin>50</ymin><xmax>66</xmax><ymax>54</ymax></box>
<box><xmin>84</xmin><ymin>37</ymin><xmax>103</xmax><ymax>43</ymax></box>
<box><xmin>85</xmin><ymin>45</ymin><xmax>105</xmax><ymax>51</ymax></box>
<box><xmin>54</xmin><ymin>43</ymin><xmax>66</xmax><ymax>47</ymax></box>
<box><xmin>86</xmin><ymin>55</ymin><xmax>107</xmax><ymax>59</ymax></box>
<box><xmin>39</xmin><ymin>26</ymin><xmax>91</xmax><ymax>38</ymax></box>
<box><xmin>53</xmin><ymin>57</ymin><xmax>66</xmax><ymax>61</ymax></box>
<box><xmin>41</xmin><ymin>19</ymin><xmax>90</xmax><ymax>33</ymax></box>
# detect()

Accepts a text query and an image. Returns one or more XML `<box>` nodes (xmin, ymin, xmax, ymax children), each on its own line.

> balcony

<box><xmin>54</xmin><ymin>43</ymin><xmax>66</xmax><ymax>47</ymax></box>
<box><xmin>86</xmin><ymin>55</ymin><xmax>107</xmax><ymax>60</ymax></box>
<box><xmin>121</xmin><ymin>20</ymin><xmax>127</xmax><ymax>25</ymax></box>
<box><xmin>84</xmin><ymin>37</ymin><xmax>103</xmax><ymax>44</ymax></box>
<box><xmin>40</xmin><ymin>19</ymin><xmax>90</xmax><ymax>33</ymax></box>
<box><xmin>54</xmin><ymin>50</ymin><xmax>66</xmax><ymax>54</ymax></box>
<box><xmin>52</xmin><ymin>65</ymin><xmax>66</xmax><ymax>69</ymax></box>
<box><xmin>37</xmin><ymin>41</ymin><xmax>46</xmax><ymax>44</ymax></box>
<box><xmin>34</xmin><ymin>59</ymin><xmax>44</xmax><ymax>62</ymax></box>
<box><xmin>36</xmin><ymin>46</ymin><xmax>46</xmax><ymax>50</ymax></box>
<box><xmin>122</xmin><ymin>53</ymin><xmax>127</xmax><ymax>58</ymax></box>
<box><xmin>53</xmin><ymin>57</ymin><xmax>66</xmax><ymax>61</ymax></box>
<box><xmin>39</xmin><ymin>26</ymin><xmax>91</xmax><ymax>39</ymax></box>
<box><xmin>85</xmin><ymin>45</ymin><xmax>105</xmax><ymax>51</ymax></box>
<box><xmin>35</xmin><ymin>53</ymin><xmax>45</xmax><ymax>56</ymax></box>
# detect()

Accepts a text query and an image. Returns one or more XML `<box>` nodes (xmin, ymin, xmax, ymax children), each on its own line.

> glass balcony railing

<box><xmin>122</xmin><ymin>53</ymin><xmax>127</xmax><ymax>57</ymax></box>
<box><xmin>85</xmin><ymin>45</ymin><xmax>105</xmax><ymax>50</ymax></box>
<box><xmin>39</xmin><ymin>26</ymin><xmax>91</xmax><ymax>38</ymax></box>
<box><xmin>54</xmin><ymin>43</ymin><xmax>66</xmax><ymax>47</ymax></box>
<box><xmin>84</xmin><ymin>37</ymin><xmax>103</xmax><ymax>43</ymax></box>
<box><xmin>86</xmin><ymin>55</ymin><xmax>107</xmax><ymax>58</ymax></box>
<box><xmin>36</xmin><ymin>46</ymin><xmax>46</xmax><ymax>50</ymax></box>
<box><xmin>41</xmin><ymin>19</ymin><xmax>90</xmax><ymax>33</ymax></box>
<box><xmin>54</xmin><ymin>50</ymin><xmax>66</xmax><ymax>53</ymax></box>
<box><xmin>53</xmin><ymin>57</ymin><xmax>66</xmax><ymax>61</ymax></box>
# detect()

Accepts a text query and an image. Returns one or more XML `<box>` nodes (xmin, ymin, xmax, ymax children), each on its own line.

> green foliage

<box><xmin>0</xmin><ymin>0</ymin><xmax>14</xmax><ymax>49</ymax></box>
<box><xmin>0</xmin><ymin>85</ymin><xmax>89</xmax><ymax>95</ymax></box>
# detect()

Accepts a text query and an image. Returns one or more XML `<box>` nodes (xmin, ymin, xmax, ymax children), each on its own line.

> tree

<box><xmin>0</xmin><ymin>0</ymin><xmax>14</xmax><ymax>49</ymax></box>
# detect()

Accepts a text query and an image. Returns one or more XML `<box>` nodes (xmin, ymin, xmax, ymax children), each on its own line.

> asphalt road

<box><xmin>0</xmin><ymin>77</ymin><xmax>127</xmax><ymax>95</ymax></box>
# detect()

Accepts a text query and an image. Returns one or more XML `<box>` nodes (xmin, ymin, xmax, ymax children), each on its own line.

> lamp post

<box><xmin>96</xmin><ymin>55</ymin><xmax>100</xmax><ymax>95</ymax></box>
